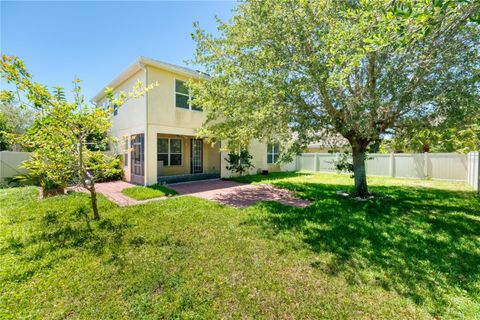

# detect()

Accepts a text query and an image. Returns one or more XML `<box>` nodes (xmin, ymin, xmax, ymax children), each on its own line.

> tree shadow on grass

<box><xmin>245</xmin><ymin>180</ymin><xmax>480</xmax><ymax>316</ymax></box>
<box><xmin>230</xmin><ymin>171</ymin><xmax>313</xmax><ymax>184</ymax></box>
<box><xmin>2</xmin><ymin>198</ymin><xmax>133</xmax><ymax>283</ymax></box>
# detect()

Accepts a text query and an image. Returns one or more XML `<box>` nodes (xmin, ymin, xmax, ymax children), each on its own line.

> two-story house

<box><xmin>92</xmin><ymin>57</ymin><xmax>294</xmax><ymax>185</ymax></box>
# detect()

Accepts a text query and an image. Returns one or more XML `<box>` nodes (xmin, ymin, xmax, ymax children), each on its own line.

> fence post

<box><xmin>477</xmin><ymin>152</ymin><xmax>480</xmax><ymax>193</ymax></box>
<box><xmin>314</xmin><ymin>153</ymin><xmax>319</xmax><ymax>172</ymax></box>
<box><xmin>0</xmin><ymin>152</ymin><xmax>3</xmax><ymax>184</ymax></box>
<box><xmin>389</xmin><ymin>153</ymin><xmax>395</xmax><ymax>177</ymax></box>
<box><xmin>424</xmin><ymin>152</ymin><xmax>430</xmax><ymax>179</ymax></box>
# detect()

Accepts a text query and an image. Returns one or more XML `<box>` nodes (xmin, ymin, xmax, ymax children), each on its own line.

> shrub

<box><xmin>225</xmin><ymin>149</ymin><xmax>254</xmax><ymax>175</ymax></box>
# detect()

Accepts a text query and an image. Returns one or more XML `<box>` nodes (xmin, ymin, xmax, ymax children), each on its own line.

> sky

<box><xmin>0</xmin><ymin>0</ymin><xmax>237</xmax><ymax>100</ymax></box>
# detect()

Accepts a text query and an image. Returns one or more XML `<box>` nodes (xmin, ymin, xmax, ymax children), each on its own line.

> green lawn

<box><xmin>121</xmin><ymin>184</ymin><xmax>177</xmax><ymax>200</ymax></box>
<box><xmin>1</xmin><ymin>173</ymin><xmax>479</xmax><ymax>319</ymax></box>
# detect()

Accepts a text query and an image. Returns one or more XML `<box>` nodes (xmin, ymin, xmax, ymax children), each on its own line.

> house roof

<box><xmin>91</xmin><ymin>56</ymin><xmax>207</xmax><ymax>102</ymax></box>
<box><xmin>307</xmin><ymin>132</ymin><xmax>349</xmax><ymax>149</ymax></box>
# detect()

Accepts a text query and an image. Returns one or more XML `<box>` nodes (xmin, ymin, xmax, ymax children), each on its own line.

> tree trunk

<box><xmin>78</xmin><ymin>140</ymin><xmax>100</xmax><ymax>220</ymax></box>
<box><xmin>89</xmin><ymin>182</ymin><xmax>100</xmax><ymax>220</ymax></box>
<box><xmin>352</xmin><ymin>142</ymin><xmax>369</xmax><ymax>198</ymax></box>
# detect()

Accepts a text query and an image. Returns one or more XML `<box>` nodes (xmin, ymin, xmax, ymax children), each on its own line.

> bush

<box><xmin>225</xmin><ymin>149</ymin><xmax>254</xmax><ymax>175</ymax></box>
<box><xmin>94</xmin><ymin>155</ymin><xmax>124</xmax><ymax>183</ymax></box>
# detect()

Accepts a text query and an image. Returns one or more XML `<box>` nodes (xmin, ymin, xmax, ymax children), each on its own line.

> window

<box><xmin>175</xmin><ymin>80</ymin><xmax>189</xmax><ymax>109</ymax></box>
<box><xmin>113</xmin><ymin>103</ymin><xmax>118</xmax><ymax>116</ymax></box>
<box><xmin>123</xmin><ymin>137</ymin><xmax>129</xmax><ymax>167</ymax></box>
<box><xmin>157</xmin><ymin>138</ymin><xmax>169</xmax><ymax>165</ymax></box>
<box><xmin>267</xmin><ymin>143</ymin><xmax>280</xmax><ymax>164</ymax></box>
<box><xmin>175</xmin><ymin>79</ymin><xmax>203</xmax><ymax>111</ymax></box>
<box><xmin>169</xmin><ymin>139</ymin><xmax>182</xmax><ymax>165</ymax></box>
<box><xmin>157</xmin><ymin>138</ymin><xmax>182</xmax><ymax>166</ymax></box>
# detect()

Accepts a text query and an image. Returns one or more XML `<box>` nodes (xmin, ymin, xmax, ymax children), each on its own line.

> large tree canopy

<box><xmin>191</xmin><ymin>0</ymin><xmax>480</xmax><ymax>197</ymax></box>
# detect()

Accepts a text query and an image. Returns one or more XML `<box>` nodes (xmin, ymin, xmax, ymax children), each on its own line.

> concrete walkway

<box><xmin>168</xmin><ymin>179</ymin><xmax>311</xmax><ymax>208</ymax></box>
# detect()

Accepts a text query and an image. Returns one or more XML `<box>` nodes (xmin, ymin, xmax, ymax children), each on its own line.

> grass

<box><xmin>121</xmin><ymin>184</ymin><xmax>177</xmax><ymax>200</ymax></box>
<box><xmin>1</xmin><ymin>172</ymin><xmax>479</xmax><ymax>319</ymax></box>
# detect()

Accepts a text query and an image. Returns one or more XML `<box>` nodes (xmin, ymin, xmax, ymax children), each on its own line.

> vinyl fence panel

<box><xmin>429</xmin><ymin>153</ymin><xmax>467</xmax><ymax>181</ymax></box>
<box><xmin>393</xmin><ymin>153</ymin><xmax>426</xmax><ymax>178</ymax></box>
<box><xmin>467</xmin><ymin>152</ymin><xmax>479</xmax><ymax>192</ymax></box>
<box><xmin>297</xmin><ymin>152</ymin><xmax>478</xmax><ymax>187</ymax></box>
<box><xmin>298</xmin><ymin>153</ymin><xmax>317</xmax><ymax>172</ymax></box>
<box><xmin>317</xmin><ymin>154</ymin><xmax>337</xmax><ymax>172</ymax></box>
<box><xmin>0</xmin><ymin>151</ymin><xmax>31</xmax><ymax>186</ymax></box>
<box><xmin>365</xmin><ymin>154</ymin><xmax>390</xmax><ymax>176</ymax></box>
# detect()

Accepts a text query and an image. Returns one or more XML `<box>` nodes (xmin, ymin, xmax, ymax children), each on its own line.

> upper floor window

<box><xmin>267</xmin><ymin>143</ymin><xmax>280</xmax><ymax>164</ymax></box>
<box><xmin>113</xmin><ymin>103</ymin><xmax>118</xmax><ymax>116</ymax></box>
<box><xmin>157</xmin><ymin>138</ymin><xmax>182</xmax><ymax>166</ymax></box>
<box><xmin>175</xmin><ymin>79</ymin><xmax>202</xmax><ymax>111</ymax></box>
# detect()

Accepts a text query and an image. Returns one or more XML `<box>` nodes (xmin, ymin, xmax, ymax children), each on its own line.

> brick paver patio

<box><xmin>71</xmin><ymin>181</ymin><xmax>168</xmax><ymax>207</ymax></box>
<box><xmin>76</xmin><ymin>179</ymin><xmax>310</xmax><ymax>208</ymax></box>
<box><xmin>168</xmin><ymin>179</ymin><xmax>311</xmax><ymax>208</ymax></box>
<box><xmin>94</xmin><ymin>181</ymin><xmax>142</xmax><ymax>206</ymax></box>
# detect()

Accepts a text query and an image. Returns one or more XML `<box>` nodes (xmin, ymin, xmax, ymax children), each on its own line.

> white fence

<box><xmin>0</xmin><ymin>151</ymin><xmax>31</xmax><ymax>186</ymax></box>
<box><xmin>297</xmin><ymin>152</ymin><xmax>480</xmax><ymax>192</ymax></box>
<box><xmin>1</xmin><ymin>150</ymin><xmax>479</xmax><ymax>193</ymax></box>
<box><xmin>467</xmin><ymin>152</ymin><xmax>479</xmax><ymax>192</ymax></box>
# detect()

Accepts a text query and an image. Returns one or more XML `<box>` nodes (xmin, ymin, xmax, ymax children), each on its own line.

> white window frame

<box><xmin>123</xmin><ymin>137</ymin><xmax>129</xmax><ymax>167</ymax></box>
<box><xmin>102</xmin><ymin>100</ymin><xmax>109</xmax><ymax>111</ymax></box>
<box><xmin>174</xmin><ymin>79</ymin><xmax>202</xmax><ymax>112</ymax></box>
<box><xmin>267</xmin><ymin>143</ymin><xmax>280</xmax><ymax>164</ymax></box>
<box><xmin>157</xmin><ymin>138</ymin><xmax>183</xmax><ymax>166</ymax></box>
<box><xmin>105</xmin><ymin>94</ymin><xmax>119</xmax><ymax>116</ymax></box>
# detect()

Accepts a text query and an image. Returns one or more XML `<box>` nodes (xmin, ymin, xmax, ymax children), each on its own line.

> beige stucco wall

<box><xmin>146</xmin><ymin>66</ymin><xmax>205</xmax><ymax>130</ymax></box>
<box><xmin>204</xmin><ymin>142</ymin><xmax>221</xmax><ymax>174</ymax></box>
<box><xmin>143</xmin><ymin>66</ymin><xmax>213</xmax><ymax>184</ymax></box>
<box><xmin>98</xmin><ymin>62</ymin><xmax>281</xmax><ymax>184</ymax></box>
<box><xmin>102</xmin><ymin>69</ymin><xmax>147</xmax><ymax>183</ymax></box>
<box><xmin>106</xmin><ymin>69</ymin><xmax>147</xmax><ymax>134</ymax></box>
<box><xmin>154</xmin><ymin>134</ymin><xmax>220</xmax><ymax>178</ymax></box>
<box><xmin>220</xmin><ymin>140</ymin><xmax>295</xmax><ymax>178</ymax></box>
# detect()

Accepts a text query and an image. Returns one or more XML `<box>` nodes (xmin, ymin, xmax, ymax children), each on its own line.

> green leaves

<box><xmin>224</xmin><ymin>148</ymin><xmax>254</xmax><ymax>175</ymax></box>
<box><xmin>52</xmin><ymin>86</ymin><xmax>66</xmax><ymax>102</ymax></box>
<box><xmin>191</xmin><ymin>0</ymin><xmax>479</xmax><ymax>194</ymax></box>
<box><xmin>192</xmin><ymin>0</ymin><xmax>479</xmax><ymax>148</ymax></box>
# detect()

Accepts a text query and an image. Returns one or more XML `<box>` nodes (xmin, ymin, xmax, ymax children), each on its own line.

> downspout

<box><xmin>139</xmin><ymin>61</ymin><xmax>148</xmax><ymax>186</ymax></box>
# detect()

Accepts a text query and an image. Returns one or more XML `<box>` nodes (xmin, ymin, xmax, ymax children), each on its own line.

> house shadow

<box><xmin>244</xmin><ymin>180</ymin><xmax>480</xmax><ymax>315</ymax></box>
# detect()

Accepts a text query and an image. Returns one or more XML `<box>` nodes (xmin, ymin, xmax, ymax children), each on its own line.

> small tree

<box><xmin>191</xmin><ymin>0</ymin><xmax>480</xmax><ymax>197</ymax></box>
<box><xmin>0</xmin><ymin>55</ymin><xmax>155</xmax><ymax>220</ymax></box>
<box><xmin>225</xmin><ymin>148</ymin><xmax>254</xmax><ymax>175</ymax></box>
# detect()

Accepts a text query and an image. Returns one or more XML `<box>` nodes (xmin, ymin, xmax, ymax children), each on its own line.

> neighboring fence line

<box><xmin>467</xmin><ymin>152</ymin><xmax>479</xmax><ymax>192</ymax></box>
<box><xmin>0</xmin><ymin>151</ymin><xmax>31</xmax><ymax>186</ymax></box>
<box><xmin>1</xmin><ymin>150</ymin><xmax>479</xmax><ymax>193</ymax></box>
<box><xmin>297</xmin><ymin>152</ymin><xmax>479</xmax><ymax>190</ymax></box>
